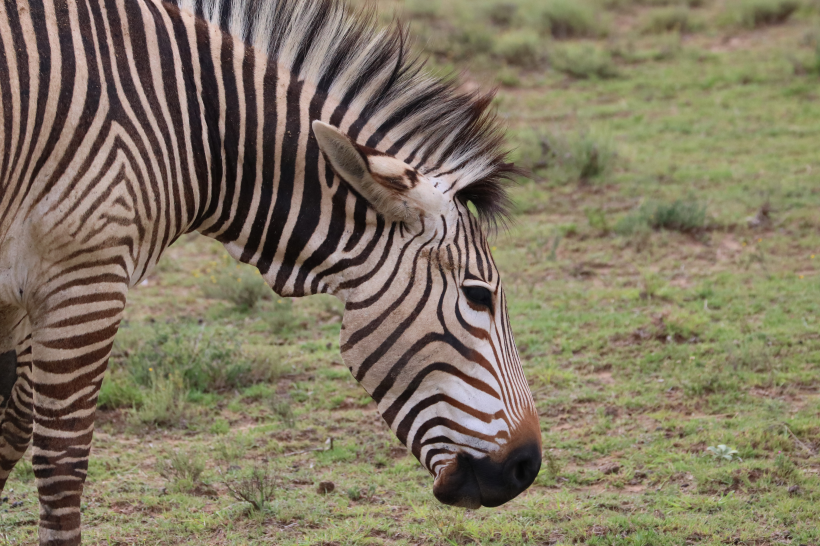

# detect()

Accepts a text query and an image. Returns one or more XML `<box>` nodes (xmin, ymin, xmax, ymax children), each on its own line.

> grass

<box><xmin>494</xmin><ymin>30</ymin><xmax>544</xmax><ymax>67</ymax></box>
<box><xmin>551</xmin><ymin>44</ymin><xmax>621</xmax><ymax>79</ymax></box>
<box><xmin>226</xmin><ymin>466</ymin><xmax>278</xmax><ymax>513</ymax></box>
<box><xmin>540</xmin><ymin>0</ymin><xmax>607</xmax><ymax>39</ymax></box>
<box><xmin>4</xmin><ymin>0</ymin><xmax>820</xmax><ymax>544</ymax></box>
<box><xmin>640</xmin><ymin>6</ymin><xmax>699</xmax><ymax>34</ymax></box>
<box><xmin>727</xmin><ymin>0</ymin><xmax>802</xmax><ymax>28</ymax></box>
<box><xmin>606</xmin><ymin>0</ymin><xmax>709</xmax><ymax>8</ymax></box>
<box><xmin>201</xmin><ymin>260</ymin><xmax>270</xmax><ymax>309</ymax></box>
<box><xmin>513</xmin><ymin>128</ymin><xmax>616</xmax><ymax>184</ymax></box>
<box><xmin>156</xmin><ymin>449</ymin><xmax>208</xmax><ymax>494</ymax></box>
<box><xmin>615</xmin><ymin>198</ymin><xmax>708</xmax><ymax>234</ymax></box>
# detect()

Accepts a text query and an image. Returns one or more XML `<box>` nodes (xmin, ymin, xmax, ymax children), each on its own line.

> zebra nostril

<box><xmin>505</xmin><ymin>446</ymin><xmax>541</xmax><ymax>491</ymax></box>
<box><xmin>514</xmin><ymin>459</ymin><xmax>530</xmax><ymax>483</ymax></box>
<box><xmin>467</xmin><ymin>443</ymin><xmax>542</xmax><ymax>507</ymax></box>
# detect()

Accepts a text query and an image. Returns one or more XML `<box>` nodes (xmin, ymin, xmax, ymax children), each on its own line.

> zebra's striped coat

<box><xmin>0</xmin><ymin>0</ymin><xmax>541</xmax><ymax>543</ymax></box>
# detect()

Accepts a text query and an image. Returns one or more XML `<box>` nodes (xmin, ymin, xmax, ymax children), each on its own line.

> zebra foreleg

<box><xmin>29</xmin><ymin>284</ymin><xmax>126</xmax><ymax>546</ymax></box>
<box><xmin>0</xmin><ymin>311</ymin><xmax>33</xmax><ymax>492</ymax></box>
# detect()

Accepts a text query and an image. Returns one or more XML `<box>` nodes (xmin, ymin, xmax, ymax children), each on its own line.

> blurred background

<box><xmin>4</xmin><ymin>1</ymin><xmax>820</xmax><ymax>544</ymax></box>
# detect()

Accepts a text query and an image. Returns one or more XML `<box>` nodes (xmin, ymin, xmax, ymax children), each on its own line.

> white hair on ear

<box><xmin>313</xmin><ymin>121</ymin><xmax>446</xmax><ymax>226</ymax></box>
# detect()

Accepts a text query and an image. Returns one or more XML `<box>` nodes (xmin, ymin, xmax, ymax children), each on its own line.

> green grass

<box><xmin>727</xmin><ymin>0</ymin><xmax>802</xmax><ymax>28</ymax></box>
<box><xmin>513</xmin><ymin>127</ymin><xmax>617</xmax><ymax>184</ymax></box>
<box><xmin>4</xmin><ymin>0</ymin><xmax>820</xmax><ymax>544</ymax></box>
<box><xmin>550</xmin><ymin>44</ymin><xmax>621</xmax><ymax>79</ymax></box>
<box><xmin>201</xmin><ymin>261</ymin><xmax>270</xmax><ymax>309</ymax></box>
<box><xmin>640</xmin><ymin>6</ymin><xmax>700</xmax><ymax>34</ymax></box>
<box><xmin>540</xmin><ymin>0</ymin><xmax>607</xmax><ymax>39</ymax></box>
<box><xmin>615</xmin><ymin>198</ymin><xmax>708</xmax><ymax>234</ymax></box>
<box><xmin>494</xmin><ymin>30</ymin><xmax>544</xmax><ymax>67</ymax></box>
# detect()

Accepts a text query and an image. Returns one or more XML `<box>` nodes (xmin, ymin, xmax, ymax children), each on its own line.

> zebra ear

<box><xmin>312</xmin><ymin>120</ymin><xmax>446</xmax><ymax>225</ymax></box>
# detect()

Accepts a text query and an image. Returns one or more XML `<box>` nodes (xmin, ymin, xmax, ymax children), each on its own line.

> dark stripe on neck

<box><xmin>194</xmin><ymin>17</ymin><xmax>224</xmax><ymax>227</ymax></box>
<box><xmin>239</xmin><ymin>60</ymin><xmax>278</xmax><ymax>263</ymax></box>
<box><xmin>207</xmin><ymin>32</ymin><xmax>241</xmax><ymax>238</ymax></box>
<box><xmin>256</xmin><ymin>76</ymin><xmax>302</xmax><ymax>276</ymax></box>
<box><xmin>220</xmin><ymin>44</ymin><xmax>258</xmax><ymax>242</ymax></box>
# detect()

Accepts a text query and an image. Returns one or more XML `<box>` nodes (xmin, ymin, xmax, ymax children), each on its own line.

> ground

<box><xmin>2</xmin><ymin>0</ymin><xmax>820</xmax><ymax>544</ymax></box>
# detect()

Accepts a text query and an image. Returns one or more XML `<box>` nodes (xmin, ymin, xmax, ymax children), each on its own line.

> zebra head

<box><xmin>313</xmin><ymin>121</ymin><xmax>541</xmax><ymax>509</ymax></box>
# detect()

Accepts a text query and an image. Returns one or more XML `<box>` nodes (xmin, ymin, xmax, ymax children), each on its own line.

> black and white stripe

<box><xmin>0</xmin><ymin>0</ymin><xmax>540</xmax><ymax>543</ymax></box>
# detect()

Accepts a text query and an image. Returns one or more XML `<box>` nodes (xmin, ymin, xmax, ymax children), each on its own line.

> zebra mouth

<box><xmin>433</xmin><ymin>453</ymin><xmax>482</xmax><ymax>509</ymax></box>
<box><xmin>432</xmin><ymin>444</ymin><xmax>541</xmax><ymax>508</ymax></box>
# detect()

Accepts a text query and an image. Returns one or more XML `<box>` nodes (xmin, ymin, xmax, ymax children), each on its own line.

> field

<box><xmin>3</xmin><ymin>0</ymin><xmax>820</xmax><ymax>544</ymax></box>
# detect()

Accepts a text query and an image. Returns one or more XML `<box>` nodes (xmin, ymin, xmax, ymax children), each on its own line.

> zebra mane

<box><xmin>171</xmin><ymin>0</ymin><xmax>518</xmax><ymax>230</ymax></box>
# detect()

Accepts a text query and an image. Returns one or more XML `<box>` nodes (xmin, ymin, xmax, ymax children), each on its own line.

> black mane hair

<box><xmin>171</xmin><ymin>0</ymin><xmax>519</xmax><ymax>230</ymax></box>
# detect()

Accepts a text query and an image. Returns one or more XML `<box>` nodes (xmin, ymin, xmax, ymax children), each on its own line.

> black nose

<box><xmin>433</xmin><ymin>444</ymin><xmax>541</xmax><ymax>508</ymax></box>
<box><xmin>475</xmin><ymin>443</ymin><xmax>541</xmax><ymax>507</ymax></box>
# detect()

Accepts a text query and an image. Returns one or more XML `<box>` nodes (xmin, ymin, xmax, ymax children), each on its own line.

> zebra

<box><xmin>0</xmin><ymin>0</ymin><xmax>543</xmax><ymax>543</ymax></box>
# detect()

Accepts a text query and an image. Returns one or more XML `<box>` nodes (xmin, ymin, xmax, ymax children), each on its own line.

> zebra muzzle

<box><xmin>432</xmin><ymin>443</ymin><xmax>541</xmax><ymax>508</ymax></box>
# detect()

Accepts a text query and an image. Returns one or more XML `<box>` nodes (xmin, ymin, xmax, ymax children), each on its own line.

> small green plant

<box><xmin>448</xmin><ymin>25</ymin><xmax>496</xmax><ymax>60</ymax></box>
<box><xmin>567</xmin><ymin>131</ymin><xmax>615</xmax><ymax>182</ymax></box>
<box><xmin>429</xmin><ymin>508</ymin><xmax>475</xmax><ymax>545</ymax></box>
<box><xmin>790</xmin><ymin>41</ymin><xmax>820</xmax><ymax>76</ymax></box>
<box><xmin>346</xmin><ymin>486</ymin><xmax>362</xmax><ymax>501</ymax></box>
<box><xmin>241</xmin><ymin>383</ymin><xmax>275</xmax><ymax>402</ymax></box>
<box><xmin>117</xmin><ymin>322</ymin><xmax>268</xmax><ymax>394</ymax></box>
<box><xmin>641</xmin><ymin>7</ymin><xmax>696</xmax><ymax>34</ymax></box>
<box><xmin>520</xmin><ymin>129</ymin><xmax>616</xmax><ymax>185</ymax></box>
<box><xmin>493</xmin><ymin>30</ymin><xmax>543</xmax><ymax>68</ymax></box>
<box><xmin>774</xmin><ymin>452</ymin><xmax>798</xmax><ymax>479</ymax></box>
<box><xmin>616</xmin><ymin>199</ymin><xmax>706</xmax><ymax>234</ymax></box>
<box><xmin>157</xmin><ymin>448</ymin><xmax>207</xmax><ymax>493</ymax></box>
<box><xmin>226</xmin><ymin>467</ymin><xmax>277</xmax><ymax>513</ymax></box>
<box><xmin>605</xmin><ymin>0</ymin><xmax>707</xmax><ymax>7</ymax></box>
<box><xmin>726</xmin><ymin>336</ymin><xmax>776</xmax><ymax>373</ymax></box>
<box><xmin>265</xmin><ymin>298</ymin><xmax>300</xmax><ymax>336</ymax></box>
<box><xmin>707</xmin><ymin>445</ymin><xmax>742</xmax><ymax>462</ymax></box>
<box><xmin>664</xmin><ymin>309</ymin><xmax>708</xmax><ymax>340</ymax></box>
<box><xmin>541</xmin><ymin>0</ymin><xmax>606</xmax><ymax>39</ymax></box>
<box><xmin>639</xmin><ymin>270</ymin><xmax>666</xmax><ymax>300</ymax></box>
<box><xmin>559</xmin><ymin>223</ymin><xmax>578</xmax><ymax>237</ymax></box>
<box><xmin>131</xmin><ymin>369</ymin><xmax>191</xmax><ymax>427</ymax></box>
<box><xmin>547</xmin><ymin>231</ymin><xmax>563</xmax><ymax>261</ymax></box>
<box><xmin>551</xmin><ymin>44</ymin><xmax>619</xmax><ymax>80</ymax></box>
<box><xmin>614</xmin><ymin>211</ymin><xmax>651</xmax><ymax>237</ymax></box>
<box><xmin>97</xmin><ymin>372</ymin><xmax>143</xmax><ymax>409</ymax></box>
<box><xmin>202</xmin><ymin>263</ymin><xmax>270</xmax><ymax>309</ymax></box>
<box><xmin>271</xmin><ymin>399</ymin><xmax>295</xmax><ymax>427</ymax></box>
<box><xmin>215</xmin><ymin>434</ymin><xmax>252</xmax><ymax>464</ymax></box>
<box><xmin>9</xmin><ymin>458</ymin><xmax>34</xmax><ymax>482</ymax></box>
<box><xmin>209</xmin><ymin>418</ymin><xmax>230</xmax><ymax>435</ymax></box>
<box><xmin>585</xmin><ymin>208</ymin><xmax>610</xmax><ymax>236</ymax></box>
<box><xmin>609</xmin><ymin>35</ymin><xmax>682</xmax><ymax>64</ymax></box>
<box><xmin>727</xmin><ymin>0</ymin><xmax>800</xmax><ymax>28</ymax></box>
<box><xmin>346</xmin><ymin>484</ymin><xmax>377</xmax><ymax>502</ymax></box>
<box><xmin>537</xmin><ymin>450</ymin><xmax>563</xmax><ymax>485</ymax></box>
<box><xmin>647</xmin><ymin>199</ymin><xmax>706</xmax><ymax>232</ymax></box>
<box><xmin>486</xmin><ymin>2</ymin><xmax>518</xmax><ymax>27</ymax></box>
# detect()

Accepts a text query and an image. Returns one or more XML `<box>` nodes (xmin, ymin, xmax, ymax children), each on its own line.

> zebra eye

<box><xmin>462</xmin><ymin>285</ymin><xmax>493</xmax><ymax>313</ymax></box>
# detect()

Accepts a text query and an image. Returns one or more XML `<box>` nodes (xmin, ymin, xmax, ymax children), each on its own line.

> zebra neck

<box><xmin>184</xmin><ymin>15</ymin><xmax>391</xmax><ymax>299</ymax></box>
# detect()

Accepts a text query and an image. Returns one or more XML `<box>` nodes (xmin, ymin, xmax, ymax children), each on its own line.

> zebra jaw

<box><xmin>312</xmin><ymin>121</ymin><xmax>448</xmax><ymax>228</ymax></box>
